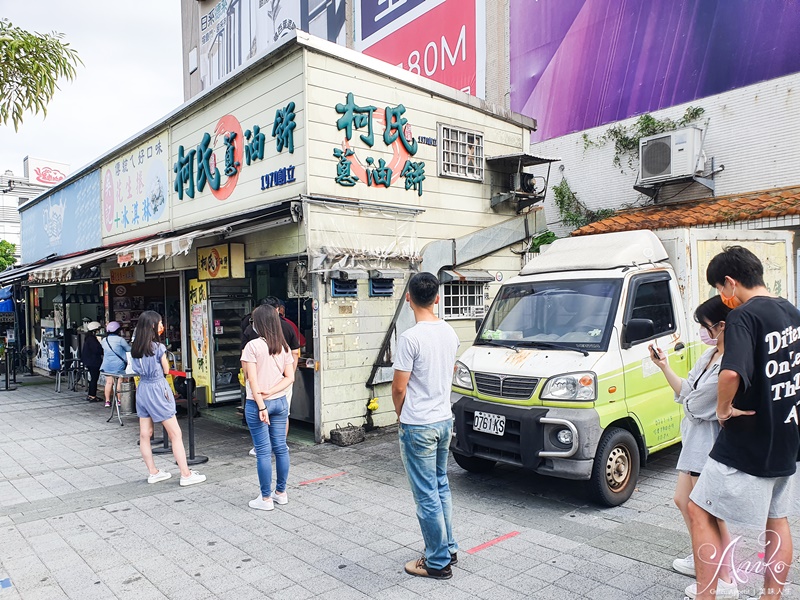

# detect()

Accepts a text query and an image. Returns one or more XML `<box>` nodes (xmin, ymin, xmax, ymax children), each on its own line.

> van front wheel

<box><xmin>452</xmin><ymin>451</ymin><xmax>496</xmax><ymax>474</ymax></box>
<box><xmin>589</xmin><ymin>427</ymin><xmax>640</xmax><ymax>506</ymax></box>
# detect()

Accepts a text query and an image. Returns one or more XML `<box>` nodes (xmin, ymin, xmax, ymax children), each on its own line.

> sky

<box><xmin>0</xmin><ymin>1</ymin><xmax>184</xmax><ymax>177</ymax></box>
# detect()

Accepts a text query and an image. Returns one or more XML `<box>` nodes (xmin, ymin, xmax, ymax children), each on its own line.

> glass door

<box><xmin>209</xmin><ymin>298</ymin><xmax>249</xmax><ymax>404</ymax></box>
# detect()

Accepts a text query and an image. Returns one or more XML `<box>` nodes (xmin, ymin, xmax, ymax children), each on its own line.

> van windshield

<box><xmin>477</xmin><ymin>279</ymin><xmax>622</xmax><ymax>351</ymax></box>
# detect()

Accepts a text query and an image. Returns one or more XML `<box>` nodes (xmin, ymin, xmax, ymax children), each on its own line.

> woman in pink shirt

<box><xmin>241</xmin><ymin>305</ymin><xmax>295</xmax><ymax>511</ymax></box>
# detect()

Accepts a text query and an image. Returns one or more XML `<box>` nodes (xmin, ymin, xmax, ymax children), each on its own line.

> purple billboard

<box><xmin>511</xmin><ymin>0</ymin><xmax>800</xmax><ymax>142</ymax></box>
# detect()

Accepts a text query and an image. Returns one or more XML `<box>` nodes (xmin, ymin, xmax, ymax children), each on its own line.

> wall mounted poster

<box><xmin>188</xmin><ymin>279</ymin><xmax>211</xmax><ymax>393</ymax></box>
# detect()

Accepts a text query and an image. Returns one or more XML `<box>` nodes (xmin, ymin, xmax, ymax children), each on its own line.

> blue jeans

<box><xmin>399</xmin><ymin>420</ymin><xmax>457</xmax><ymax>570</ymax></box>
<box><xmin>245</xmin><ymin>398</ymin><xmax>289</xmax><ymax>498</ymax></box>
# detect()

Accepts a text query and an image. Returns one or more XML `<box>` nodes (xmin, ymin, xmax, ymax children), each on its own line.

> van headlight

<box><xmin>541</xmin><ymin>372</ymin><xmax>596</xmax><ymax>401</ymax></box>
<box><xmin>453</xmin><ymin>361</ymin><xmax>473</xmax><ymax>390</ymax></box>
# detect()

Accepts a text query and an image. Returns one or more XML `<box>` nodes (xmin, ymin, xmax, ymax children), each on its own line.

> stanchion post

<box><xmin>184</xmin><ymin>367</ymin><xmax>207</xmax><ymax>465</ymax></box>
<box><xmin>152</xmin><ymin>375</ymin><xmax>171</xmax><ymax>454</ymax></box>
<box><xmin>0</xmin><ymin>345</ymin><xmax>16</xmax><ymax>392</ymax></box>
<box><xmin>151</xmin><ymin>422</ymin><xmax>171</xmax><ymax>454</ymax></box>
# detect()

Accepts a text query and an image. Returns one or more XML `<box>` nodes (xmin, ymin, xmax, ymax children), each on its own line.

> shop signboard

<box><xmin>170</xmin><ymin>54</ymin><xmax>305</xmax><ymax>229</ymax></box>
<box><xmin>509</xmin><ymin>0</ymin><xmax>800</xmax><ymax>142</ymax></box>
<box><xmin>101</xmin><ymin>132</ymin><xmax>170</xmax><ymax>243</ymax></box>
<box><xmin>197</xmin><ymin>0</ymin><xmax>345</xmax><ymax>93</ymax></box>
<box><xmin>355</xmin><ymin>0</ymin><xmax>486</xmax><ymax>98</ymax></box>
<box><xmin>196</xmin><ymin>243</ymin><xmax>245</xmax><ymax>281</ymax></box>
<box><xmin>330</xmin><ymin>91</ymin><xmax>426</xmax><ymax>197</ymax></box>
<box><xmin>188</xmin><ymin>279</ymin><xmax>211</xmax><ymax>393</ymax></box>
<box><xmin>23</xmin><ymin>157</ymin><xmax>70</xmax><ymax>187</ymax></box>
<box><xmin>20</xmin><ymin>171</ymin><xmax>101</xmax><ymax>264</ymax></box>
<box><xmin>110</xmin><ymin>265</ymin><xmax>145</xmax><ymax>285</ymax></box>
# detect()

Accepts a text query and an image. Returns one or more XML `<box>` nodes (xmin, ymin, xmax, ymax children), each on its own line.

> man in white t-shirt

<box><xmin>393</xmin><ymin>272</ymin><xmax>460</xmax><ymax>580</ymax></box>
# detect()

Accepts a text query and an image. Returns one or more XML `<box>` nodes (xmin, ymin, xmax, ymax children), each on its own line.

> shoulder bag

<box><xmin>105</xmin><ymin>338</ymin><xmax>135</xmax><ymax>375</ymax></box>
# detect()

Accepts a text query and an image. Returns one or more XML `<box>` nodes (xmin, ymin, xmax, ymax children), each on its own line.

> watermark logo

<box><xmin>692</xmin><ymin>531</ymin><xmax>791</xmax><ymax>597</ymax></box>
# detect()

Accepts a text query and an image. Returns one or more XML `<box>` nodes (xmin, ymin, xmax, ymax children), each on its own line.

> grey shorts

<box><xmin>690</xmin><ymin>458</ymin><xmax>799</xmax><ymax>528</ymax></box>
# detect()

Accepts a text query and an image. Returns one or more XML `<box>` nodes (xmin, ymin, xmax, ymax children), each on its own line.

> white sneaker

<box><xmin>249</xmin><ymin>496</ymin><xmax>274</xmax><ymax>511</ymax></box>
<box><xmin>673</xmin><ymin>553</ymin><xmax>695</xmax><ymax>576</ymax></box>
<box><xmin>271</xmin><ymin>491</ymin><xmax>288</xmax><ymax>505</ymax></box>
<box><xmin>685</xmin><ymin>578</ymin><xmax>738</xmax><ymax>599</ymax></box>
<box><xmin>249</xmin><ymin>447</ymin><xmax>257</xmax><ymax>457</ymax></box>
<box><xmin>147</xmin><ymin>470</ymin><xmax>172</xmax><ymax>484</ymax></box>
<box><xmin>179</xmin><ymin>470</ymin><xmax>206</xmax><ymax>487</ymax></box>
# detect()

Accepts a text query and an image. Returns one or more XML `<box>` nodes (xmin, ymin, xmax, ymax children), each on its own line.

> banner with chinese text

<box><xmin>188</xmin><ymin>279</ymin><xmax>211</xmax><ymax>394</ymax></box>
<box><xmin>101</xmin><ymin>133</ymin><xmax>170</xmax><ymax>242</ymax></box>
<box><xmin>198</xmin><ymin>0</ymin><xmax>345</xmax><ymax>93</ymax></box>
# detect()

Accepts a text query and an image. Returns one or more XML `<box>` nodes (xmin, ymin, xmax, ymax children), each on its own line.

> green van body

<box><xmin>449</xmin><ymin>228</ymin><xmax>792</xmax><ymax>505</ymax></box>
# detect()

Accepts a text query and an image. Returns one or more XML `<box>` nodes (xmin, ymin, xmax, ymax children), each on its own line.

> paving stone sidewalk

<box><xmin>0</xmin><ymin>382</ymin><xmax>798</xmax><ymax>599</ymax></box>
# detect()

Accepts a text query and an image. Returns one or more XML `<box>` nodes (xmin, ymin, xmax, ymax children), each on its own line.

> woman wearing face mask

<box><xmin>649</xmin><ymin>296</ymin><xmax>733</xmax><ymax>581</ymax></box>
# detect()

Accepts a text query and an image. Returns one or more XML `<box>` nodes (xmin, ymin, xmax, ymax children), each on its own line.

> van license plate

<box><xmin>473</xmin><ymin>411</ymin><xmax>506</xmax><ymax>436</ymax></box>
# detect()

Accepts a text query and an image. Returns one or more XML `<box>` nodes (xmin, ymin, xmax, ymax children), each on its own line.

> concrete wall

<box><xmin>526</xmin><ymin>72</ymin><xmax>800</xmax><ymax>237</ymax></box>
<box><xmin>181</xmin><ymin>0</ymin><xmax>201</xmax><ymax>101</ymax></box>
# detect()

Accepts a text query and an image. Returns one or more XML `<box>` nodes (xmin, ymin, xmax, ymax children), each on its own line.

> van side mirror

<box><xmin>623</xmin><ymin>318</ymin><xmax>655</xmax><ymax>348</ymax></box>
<box><xmin>475</xmin><ymin>318</ymin><xmax>483</xmax><ymax>333</ymax></box>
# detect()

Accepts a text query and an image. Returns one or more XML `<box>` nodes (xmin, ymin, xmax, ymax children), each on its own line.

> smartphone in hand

<box><xmin>650</xmin><ymin>346</ymin><xmax>662</xmax><ymax>361</ymax></box>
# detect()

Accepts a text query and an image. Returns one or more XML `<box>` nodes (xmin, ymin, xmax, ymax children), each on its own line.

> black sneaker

<box><xmin>404</xmin><ymin>557</ymin><xmax>453</xmax><ymax>579</ymax></box>
<box><xmin>423</xmin><ymin>548</ymin><xmax>458</xmax><ymax>566</ymax></box>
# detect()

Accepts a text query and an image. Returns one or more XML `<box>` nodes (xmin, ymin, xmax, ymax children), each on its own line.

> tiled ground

<box><xmin>0</xmin><ymin>381</ymin><xmax>798</xmax><ymax>599</ymax></box>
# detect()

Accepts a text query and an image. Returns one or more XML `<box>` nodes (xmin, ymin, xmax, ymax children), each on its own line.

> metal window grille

<box><xmin>439</xmin><ymin>124</ymin><xmax>484</xmax><ymax>181</ymax></box>
<box><xmin>442</xmin><ymin>281</ymin><xmax>486</xmax><ymax>319</ymax></box>
<box><xmin>331</xmin><ymin>278</ymin><xmax>358</xmax><ymax>297</ymax></box>
<box><xmin>369</xmin><ymin>278</ymin><xmax>394</xmax><ymax>297</ymax></box>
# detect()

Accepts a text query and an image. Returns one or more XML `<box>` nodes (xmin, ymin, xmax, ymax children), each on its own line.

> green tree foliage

<box><xmin>529</xmin><ymin>230</ymin><xmax>556</xmax><ymax>253</ymax></box>
<box><xmin>553</xmin><ymin>178</ymin><xmax>614</xmax><ymax>230</ymax></box>
<box><xmin>0</xmin><ymin>19</ymin><xmax>81</xmax><ymax>131</ymax></box>
<box><xmin>0</xmin><ymin>241</ymin><xmax>16</xmax><ymax>271</ymax></box>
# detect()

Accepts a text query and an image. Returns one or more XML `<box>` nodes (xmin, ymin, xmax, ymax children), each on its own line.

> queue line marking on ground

<box><xmin>298</xmin><ymin>471</ymin><xmax>348</xmax><ymax>485</ymax></box>
<box><xmin>466</xmin><ymin>531</ymin><xmax>521</xmax><ymax>554</ymax></box>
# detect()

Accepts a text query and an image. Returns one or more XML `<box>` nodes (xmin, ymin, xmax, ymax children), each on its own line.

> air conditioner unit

<box><xmin>510</xmin><ymin>172</ymin><xmax>537</xmax><ymax>195</ymax></box>
<box><xmin>639</xmin><ymin>127</ymin><xmax>704</xmax><ymax>184</ymax></box>
<box><xmin>287</xmin><ymin>261</ymin><xmax>311</xmax><ymax>298</ymax></box>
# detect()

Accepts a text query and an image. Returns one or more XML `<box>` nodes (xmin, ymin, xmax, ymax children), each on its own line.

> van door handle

<box><xmin>674</xmin><ymin>342</ymin><xmax>685</xmax><ymax>352</ymax></box>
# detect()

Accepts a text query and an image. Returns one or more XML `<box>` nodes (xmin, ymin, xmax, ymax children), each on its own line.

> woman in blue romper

<box><xmin>130</xmin><ymin>311</ymin><xmax>206</xmax><ymax>487</ymax></box>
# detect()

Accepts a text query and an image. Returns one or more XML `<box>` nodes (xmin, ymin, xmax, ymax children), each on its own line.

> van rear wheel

<box><xmin>589</xmin><ymin>427</ymin><xmax>640</xmax><ymax>506</ymax></box>
<box><xmin>452</xmin><ymin>451</ymin><xmax>496</xmax><ymax>474</ymax></box>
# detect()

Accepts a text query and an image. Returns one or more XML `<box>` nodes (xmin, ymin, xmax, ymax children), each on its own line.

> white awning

<box><xmin>115</xmin><ymin>224</ymin><xmax>237</xmax><ymax>266</ymax></box>
<box><xmin>27</xmin><ymin>247</ymin><xmax>118</xmax><ymax>284</ymax></box>
<box><xmin>0</xmin><ymin>263</ymin><xmax>42</xmax><ymax>285</ymax></box>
